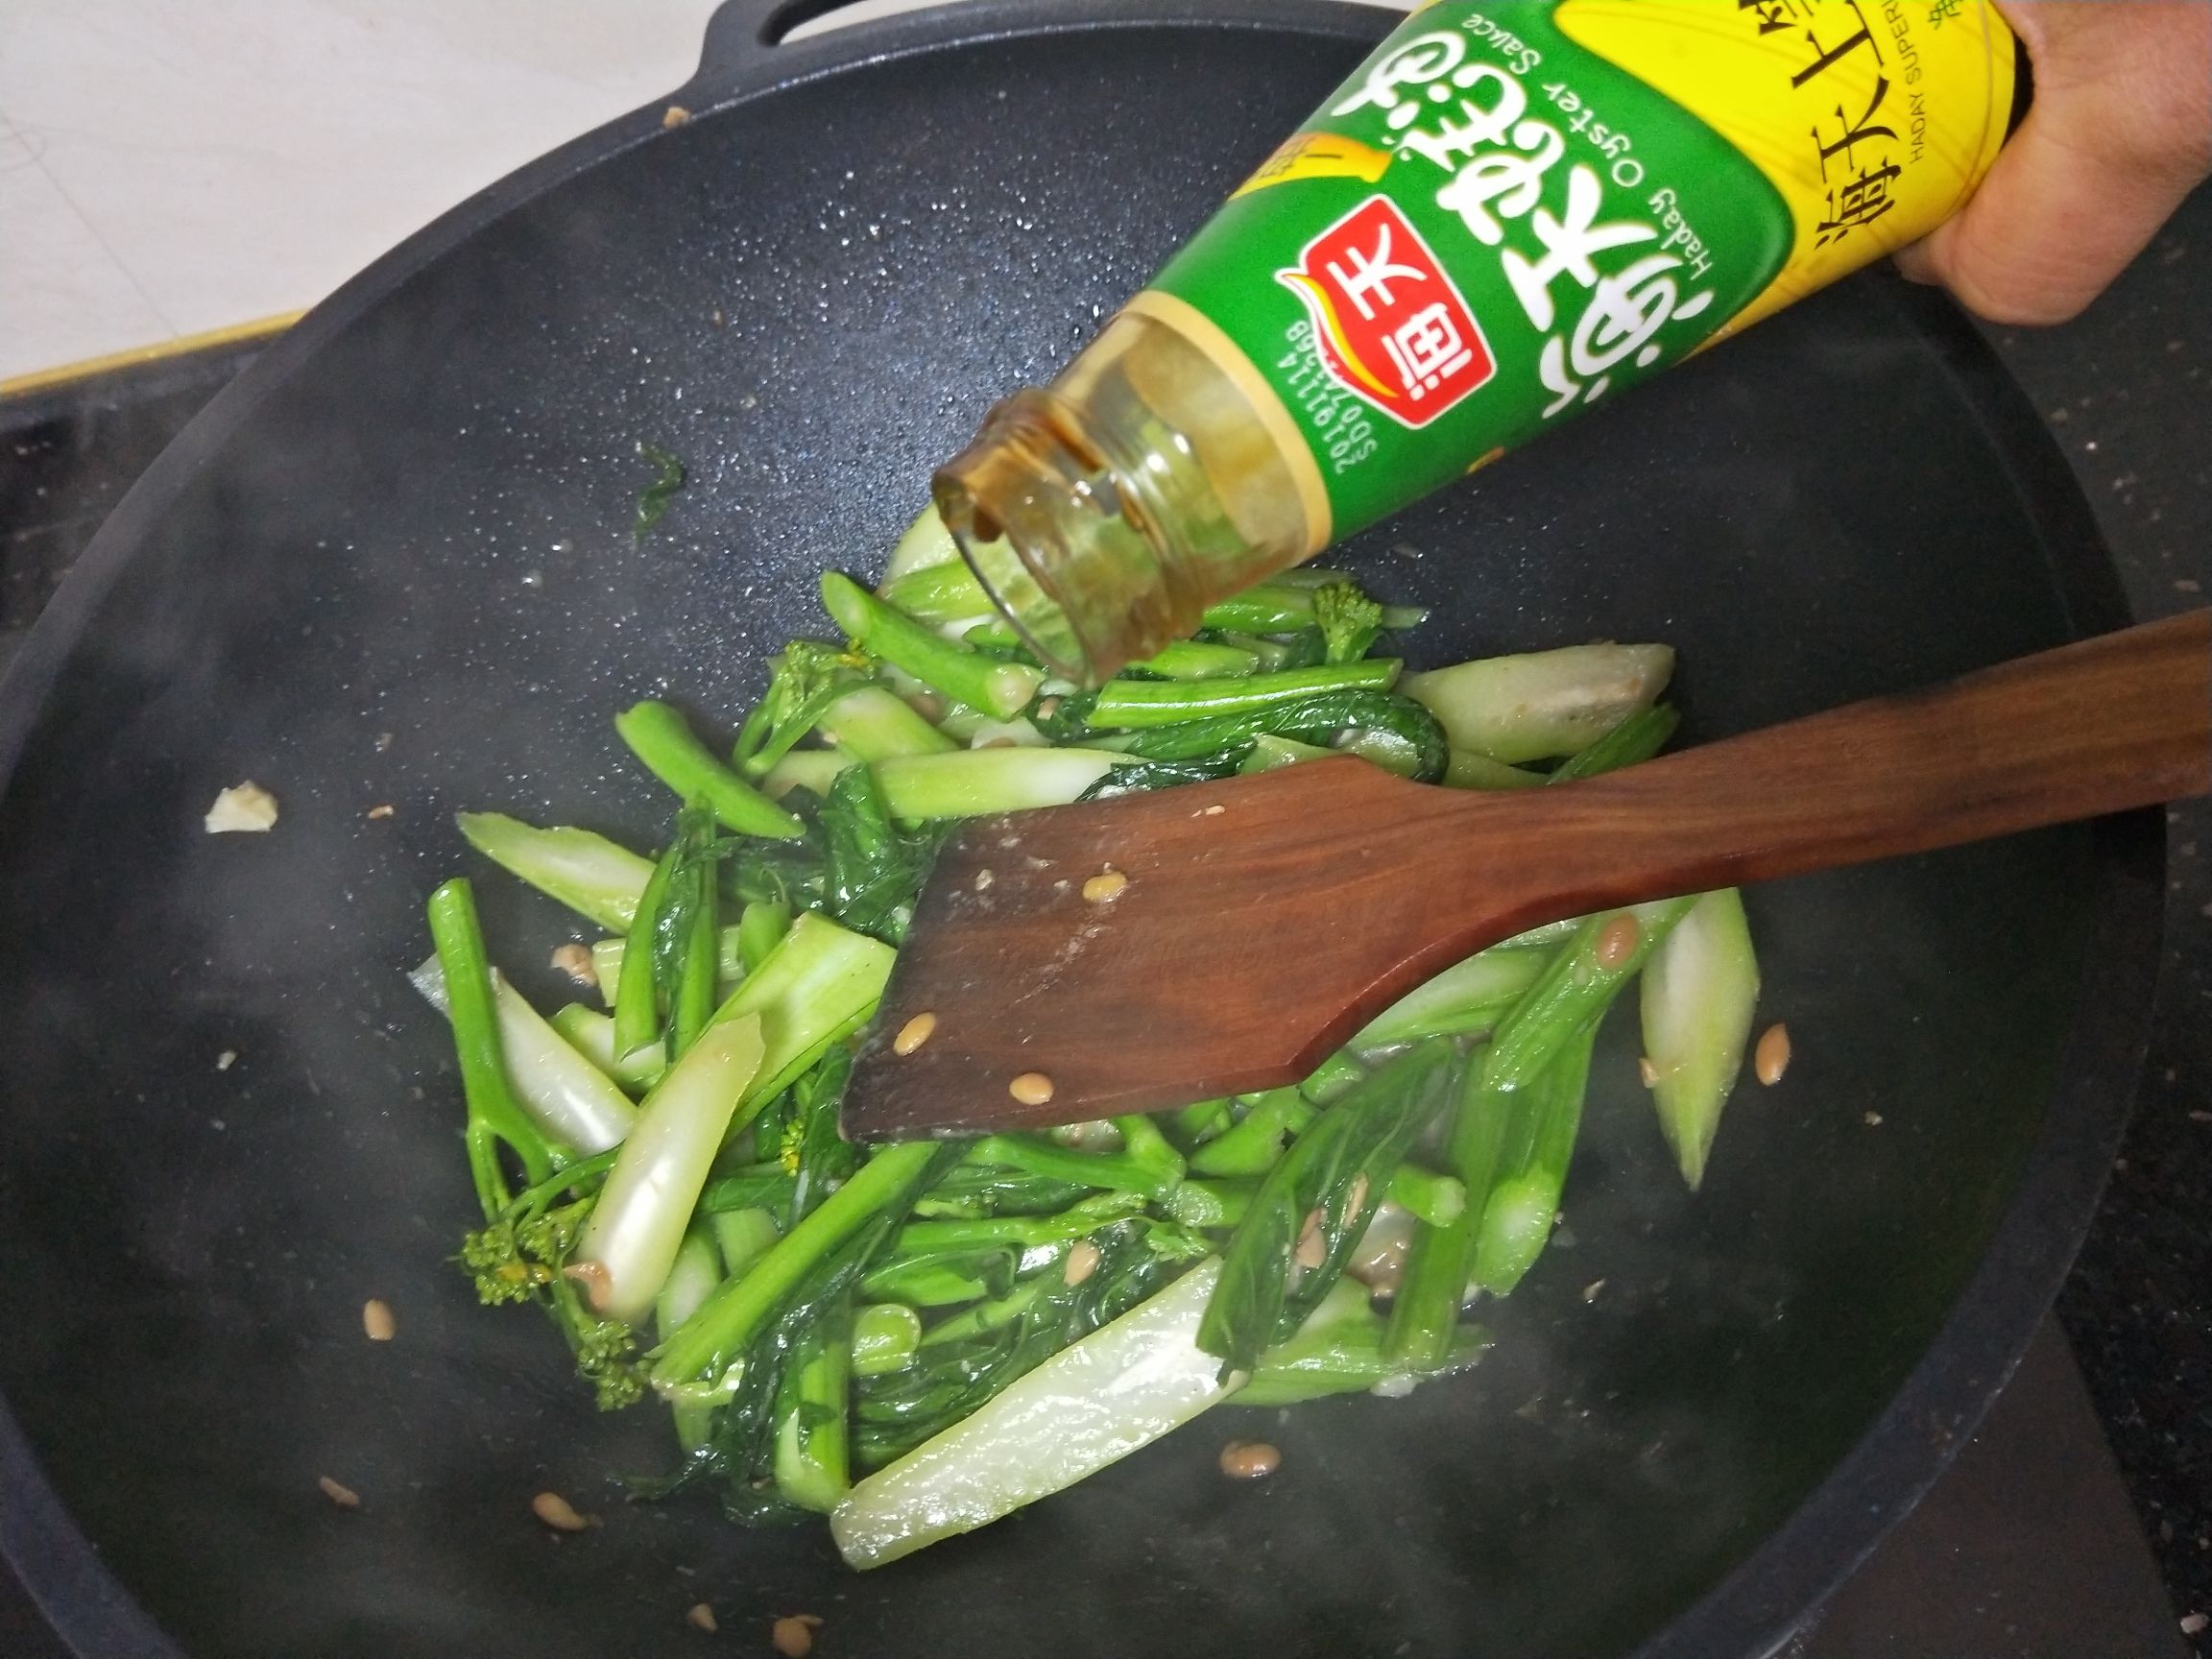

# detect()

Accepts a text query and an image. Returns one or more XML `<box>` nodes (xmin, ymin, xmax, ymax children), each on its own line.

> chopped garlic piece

<box><xmin>204</xmin><ymin>781</ymin><xmax>279</xmax><ymax>833</ymax></box>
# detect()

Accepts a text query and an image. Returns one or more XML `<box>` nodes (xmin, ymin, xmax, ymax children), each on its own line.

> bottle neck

<box><xmin>933</xmin><ymin>308</ymin><xmax>1319</xmax><ymax>685</ymax></box>
<box><xmin>932</xmin><ymin>388</ymin><xmax>1189</xmax><ymax>685</ymax></box>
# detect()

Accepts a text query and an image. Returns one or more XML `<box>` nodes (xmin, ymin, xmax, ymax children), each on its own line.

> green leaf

<box><xmin>633</xmin><ymin>441</ymin><xmax>685</xmax><ymax>541</ymax></box>
<box><xmin>1197</xmin><ymin>1040</ymin><xmax>1459</xmax><ymax>1379</ymax></box>
<box><xmin>818</xmin><ymin>764</ymin><xmax>946</xmax><ymax>944</ymax></box>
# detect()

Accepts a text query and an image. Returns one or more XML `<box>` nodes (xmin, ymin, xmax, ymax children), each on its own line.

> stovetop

<box><xmin>0</xmin><ymin>233</ymin><xmax>2203</xmax><ymax>1653</ymax></box>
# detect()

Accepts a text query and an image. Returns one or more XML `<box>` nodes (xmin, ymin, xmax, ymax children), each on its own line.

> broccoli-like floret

<box><xmin>453</xmin><ymin>1158</ymin><xmax>644</xmax><ymax>1409</ymax></box>
<box><xmin>517</xmin><ymin>1194</ymin><xmax>595</xmax><ymax>1266</ymax></box>
<box><xmin>459</xmin><ymin>1219</ymin><xmax>551</xmax><ymax>1305</ymax></box>
<box><xmin>552</xmin><ymin>1280</ymin><xmax>648</xmax><ymax>1411</ymax></box>
<box><xmin>778</xmin><ymin>640</ymin><xmax>869</xmax><ymax>711</ymax></box>
<box><xmin>737</xmin><ymin>640</ymin><xmax>871</xmax><ymax>778</ymax></box>
<box><xmin>458</xmin><ymin>1190</ymin><xmax>597</xmax><ymax>1304</ymax></box>
<box><xmin>1313</xmin><ymin>580</ymin><xmax>1383</xmax><ymax>664</ymax></box>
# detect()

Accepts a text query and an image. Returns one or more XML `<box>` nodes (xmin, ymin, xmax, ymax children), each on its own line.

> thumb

<box><xmin>1894</xmin><ymin>0</ymin><xmax>2212</xmax><ymax>325</ymax></box>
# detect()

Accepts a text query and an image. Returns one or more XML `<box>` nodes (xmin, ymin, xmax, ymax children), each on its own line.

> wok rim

<box><xmin>0</xmin><ymin>3</ymin><xmax>2162</xmax><ymax>1655</ymax></box>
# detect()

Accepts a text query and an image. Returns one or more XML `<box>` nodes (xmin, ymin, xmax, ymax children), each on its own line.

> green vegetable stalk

<box><xmin>774</xmin><ymin>1298</ymin><xmax>855</xmax><ymax>1512</ymax></box>
<box><xmin>967</xmin><ymin>1131</ymin><xmax>1186</xmax><ymax>1203</ymax></box>
<box><xmin>736</xmin><ymin>899</ymin><xmax>791</xmax><ymax>972</ymax></box>
<box><xmin>1086</xmin><ymin>661</ymin><xmax>1400</xmax><ymax>729</ymax></box>
<box><xmin>1136</xmin><ymin>640</ymin><xmax>1261</xmax><ymax>680</ymax></box>
<box><xmin>546</xmin><ymin>1001</ymin><xmax>665</xmax><ymax>1094</ymax></box>
<box><xmin>574</xmin><ymin>1014</ymin><xmax>766</xmax><ymax>1326</ymax></box>
<box><xmin>612</xmin><ymin>834</ymin><xmax>683</xmax><ymax>1061</ymax></box>
<box><xmin>851</xmin><ymin>1302</ymin><xmax>924</xmax><ymax>1378</ymax></box>
<box><xmin>615</xmin><ymin>700</ymin><xmax>804</xmax><ymax>839</ymax></box>
<box><xmin>1242</xmin><ymin>1279</ymin><xmax>1487</xmax><ymax>1407</ymax></box>
<box><xmin>871</xmin><ymin>748</ymin><xmax>1129</xmax><ymax>819</ymax></box>
<box><xmin>878</xmin><ymin>504</ymin><xmax>962</xmax><ymax>585</ymax></box>
<box><xmin>1194</xmin><ymin>574</ymin><xmax>1418</xmax><ymax>638</ymax></box>
<box><xmin>735</xmin><ymin>641</ymin><xmax>869</xmax><ymax>779</ymax></box>
<box><xmin>1548</xmin><ymin>703</ymin><xmax>1680</xmax><ymax>784</ymax></box>
<box><xmin>1472</xmin><ymin>1025</ymin><xmax>1599</xmax><ymax>1295</ymax></box>
<box><xmin>1401</xmin><ymin>642</ymin><xmax>1674</xmax><ymax>764</ymax></box>
<box><xmin>709</xmin><ymin>910</ymin><xmax>896</xmax><ymax>1129</ymax></box>
<box><xmin>426</xmin><ymin>878</ymin><xmax>554</xmax><ymax>1218</ymax></box>
<box><xmin>1187</xmin><ymin>1088</ymin><xmax>1314</xmax><ymax>1178</ymax></box>
<box><xmin>1639</xmin><ymin>888</ymin><xmax>1761</xmax><ymax>1190</ymax></box>
<box><xmin>1443</xmin><ymin>751</ymin><xmax>1546</xmax><ymax>791</ymax></box>
<box><xmin>651</xmin><ymin>1140</ymin><xmax>943</xmax><ymax>1389</ymax></box>
<box><xmin>658</xmin><ymin>1228</ymin><xmax>727</xmax><ymax>1454</ymax></box>
<box><xmin>1351</xmin><ymin>945</ymin><xmax>1548</xmax><ymax>1050</ymax></box>
<box><xmin>710</xmin><ymin>1207</ymin><xmax>782</xmax><ymax>1281</ymax></box>
<box><xmin>410</xmin><ymin>958</ymin><xmax>637</xmax><ymax>1152</ymax></box>
<box><xmin>821</xmin><ymin>571</ymin><xmax>1042</xmax><ymax>719</ymax></box>
<box><xmin>455</xmin><ymin>812</ymin><xmax>653</xmax><ymax>934</ymax></box>
<box><xmin>1481</xmin><ymin>900</ymin><xmax>1695</xmax><ymax>1094</ymax></box>
<box><xmin>815</xmin><ymin>685</ymin><xmax>959</xmax><ymax>761</ymax></box>
<box><xmin>878</xmin><ymin>559</ymin><xmax>993</xmax><ymax>624</ymax></box>
<box><xmin>1384</xmin><ymin>1057</ymin><xmax>1513</xmax><ymax>1369</ymax></box>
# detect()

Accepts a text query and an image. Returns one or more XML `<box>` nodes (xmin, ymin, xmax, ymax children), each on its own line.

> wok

<box><xmin>0</xmin><ymin>2</ymin><xmax>2164</xmax><ymax>1655</ymax></box>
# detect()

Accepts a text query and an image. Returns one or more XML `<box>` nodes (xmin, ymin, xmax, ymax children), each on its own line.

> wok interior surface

<box><xmin>0</xmin><ymin>11</ymin><xmax>2147</xmax><ymax>1658</ymax></box>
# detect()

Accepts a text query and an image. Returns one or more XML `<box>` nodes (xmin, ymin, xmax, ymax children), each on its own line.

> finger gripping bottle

<box><xmin>934</xmin><ymin>0</ymin><xmax>2021</xmax><ymax>683</ymax></box>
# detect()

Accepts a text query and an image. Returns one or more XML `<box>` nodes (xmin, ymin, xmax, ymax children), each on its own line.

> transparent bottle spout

<box><xmin>932</xmin><ymin>390</ymin><xmax>1181</xmax><ymax>685</ymax></box>
<box><xmin>933</xmin><ymin>309</ymin><xmax>1320</xmax><ymax>685</ymax></box>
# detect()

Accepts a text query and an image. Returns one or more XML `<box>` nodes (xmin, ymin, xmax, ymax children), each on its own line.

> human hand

<box><xmin>1893</xmin><ymin>0</ymin><xmax>2212</xmax><ymax>324</ymax></box>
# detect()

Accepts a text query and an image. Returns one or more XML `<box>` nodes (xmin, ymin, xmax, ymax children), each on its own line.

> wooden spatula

<box><xmin>839</xmin><ymin>611</ymin><xmax>2211</xmax><ymax>1142</ymax></box>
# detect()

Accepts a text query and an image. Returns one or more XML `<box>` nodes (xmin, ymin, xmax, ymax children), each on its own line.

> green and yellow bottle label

<box><xmin>1137</xmin><ymin>0</ymin><xmax>2016</xmax><ymax>546</ymax></box>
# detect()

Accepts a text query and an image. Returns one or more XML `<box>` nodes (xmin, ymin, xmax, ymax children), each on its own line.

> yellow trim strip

<box><xmin>0</xmin><ymin>312</ymin><xmax>306</xmax><ymax>401</ymax></box>
<box><xmin>1121</xmin><ymin>288</ymin><xmax>1334</xmax><ymax>552</ymax></box>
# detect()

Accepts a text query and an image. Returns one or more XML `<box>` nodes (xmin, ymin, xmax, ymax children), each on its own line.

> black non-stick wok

<box><xmin>0</xmin><ymin>3</ymin><xmax>2165</xmax><ymax>1655</ymax></box>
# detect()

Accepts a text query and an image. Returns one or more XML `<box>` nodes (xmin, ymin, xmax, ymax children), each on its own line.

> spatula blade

<box><xmin>839</xmin><ymin>758</ymin><xmax>1458</xmax><ymax>1140</ymax></box>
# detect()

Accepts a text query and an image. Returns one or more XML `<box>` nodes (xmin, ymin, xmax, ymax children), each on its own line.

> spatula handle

<box><xmin>1496</xmin><ymin>610</ymin><xmax>2210</xmax><ymax>909</ymax></box>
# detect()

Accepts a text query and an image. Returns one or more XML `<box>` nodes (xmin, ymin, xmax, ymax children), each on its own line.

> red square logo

<box><xmin>1278</xmin><ymin>196</ymin><xmax>1495</xmax><ymax>429</ymax></box>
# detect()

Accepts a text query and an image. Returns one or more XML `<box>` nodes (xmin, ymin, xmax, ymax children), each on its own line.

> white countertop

<box><xmin>1</xmin><ymin>0</ymin><xmax>720</xmax><ymax>387</ymax></box>
<box><xmin>0</xmin><ymin>0</ymin><xmax>1409</xmax><ymax>390</ymax></box>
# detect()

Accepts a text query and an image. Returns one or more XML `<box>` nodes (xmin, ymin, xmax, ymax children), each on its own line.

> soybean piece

<box><xmin>550</xmin><ymin>943</ymin><xmax>598</xmax><ymax>988</ymax></box>
<box><xmin>531</xmin><ymin>1490</ymin><xmax>591</xmax><ymax>1532</ymax></box>
<box><xmin>893</xmin><ymin>1011</ymin><xmax>938</xmax><ymax>1056</ymax></box>
<box><xmin>1063</xmin><ymin>1239</ymin><xmax>1101</xmax><ymax>1286</ymax></box>
<box><xmin>1081</xmin><ymin>868</ymin><xmax>1128</xmax><ymax>903</ymax></box>
<box><xmin>1754</xmin><ymin>1022</ymin><xmax>1792</xmax><ymax>1086</ymax></box>
<box><xmin>772</xmin><ymin>1615</ymin><xmax>824</xmax><ymax>1656</ymax></box>
<box><xmin>1218</xmin><ymin>1440</ymin><xmax>1282</xmax><ymax>1480</ymax></box>
<box><xmin>1593</xmin><ymin>913</ymin><xmax>1641</xmax><ymax>970</ymax></box>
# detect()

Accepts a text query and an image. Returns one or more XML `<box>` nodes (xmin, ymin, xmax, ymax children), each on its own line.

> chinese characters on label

<box><xmin>1323</xmin><ymin>28</ymin><xmax>1716</xmax><ymax>419</ymax></box>
<box><xmin>1740</xmin><ymin>0</ymin><xmax>1906</xmax><ymax>245</ymax></box>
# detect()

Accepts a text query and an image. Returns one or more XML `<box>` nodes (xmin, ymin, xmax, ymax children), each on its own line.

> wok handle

<box><xmin>691</xmin><ymin>0</ymin><xmax>914</xmax><ymax>86</ymax></box>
